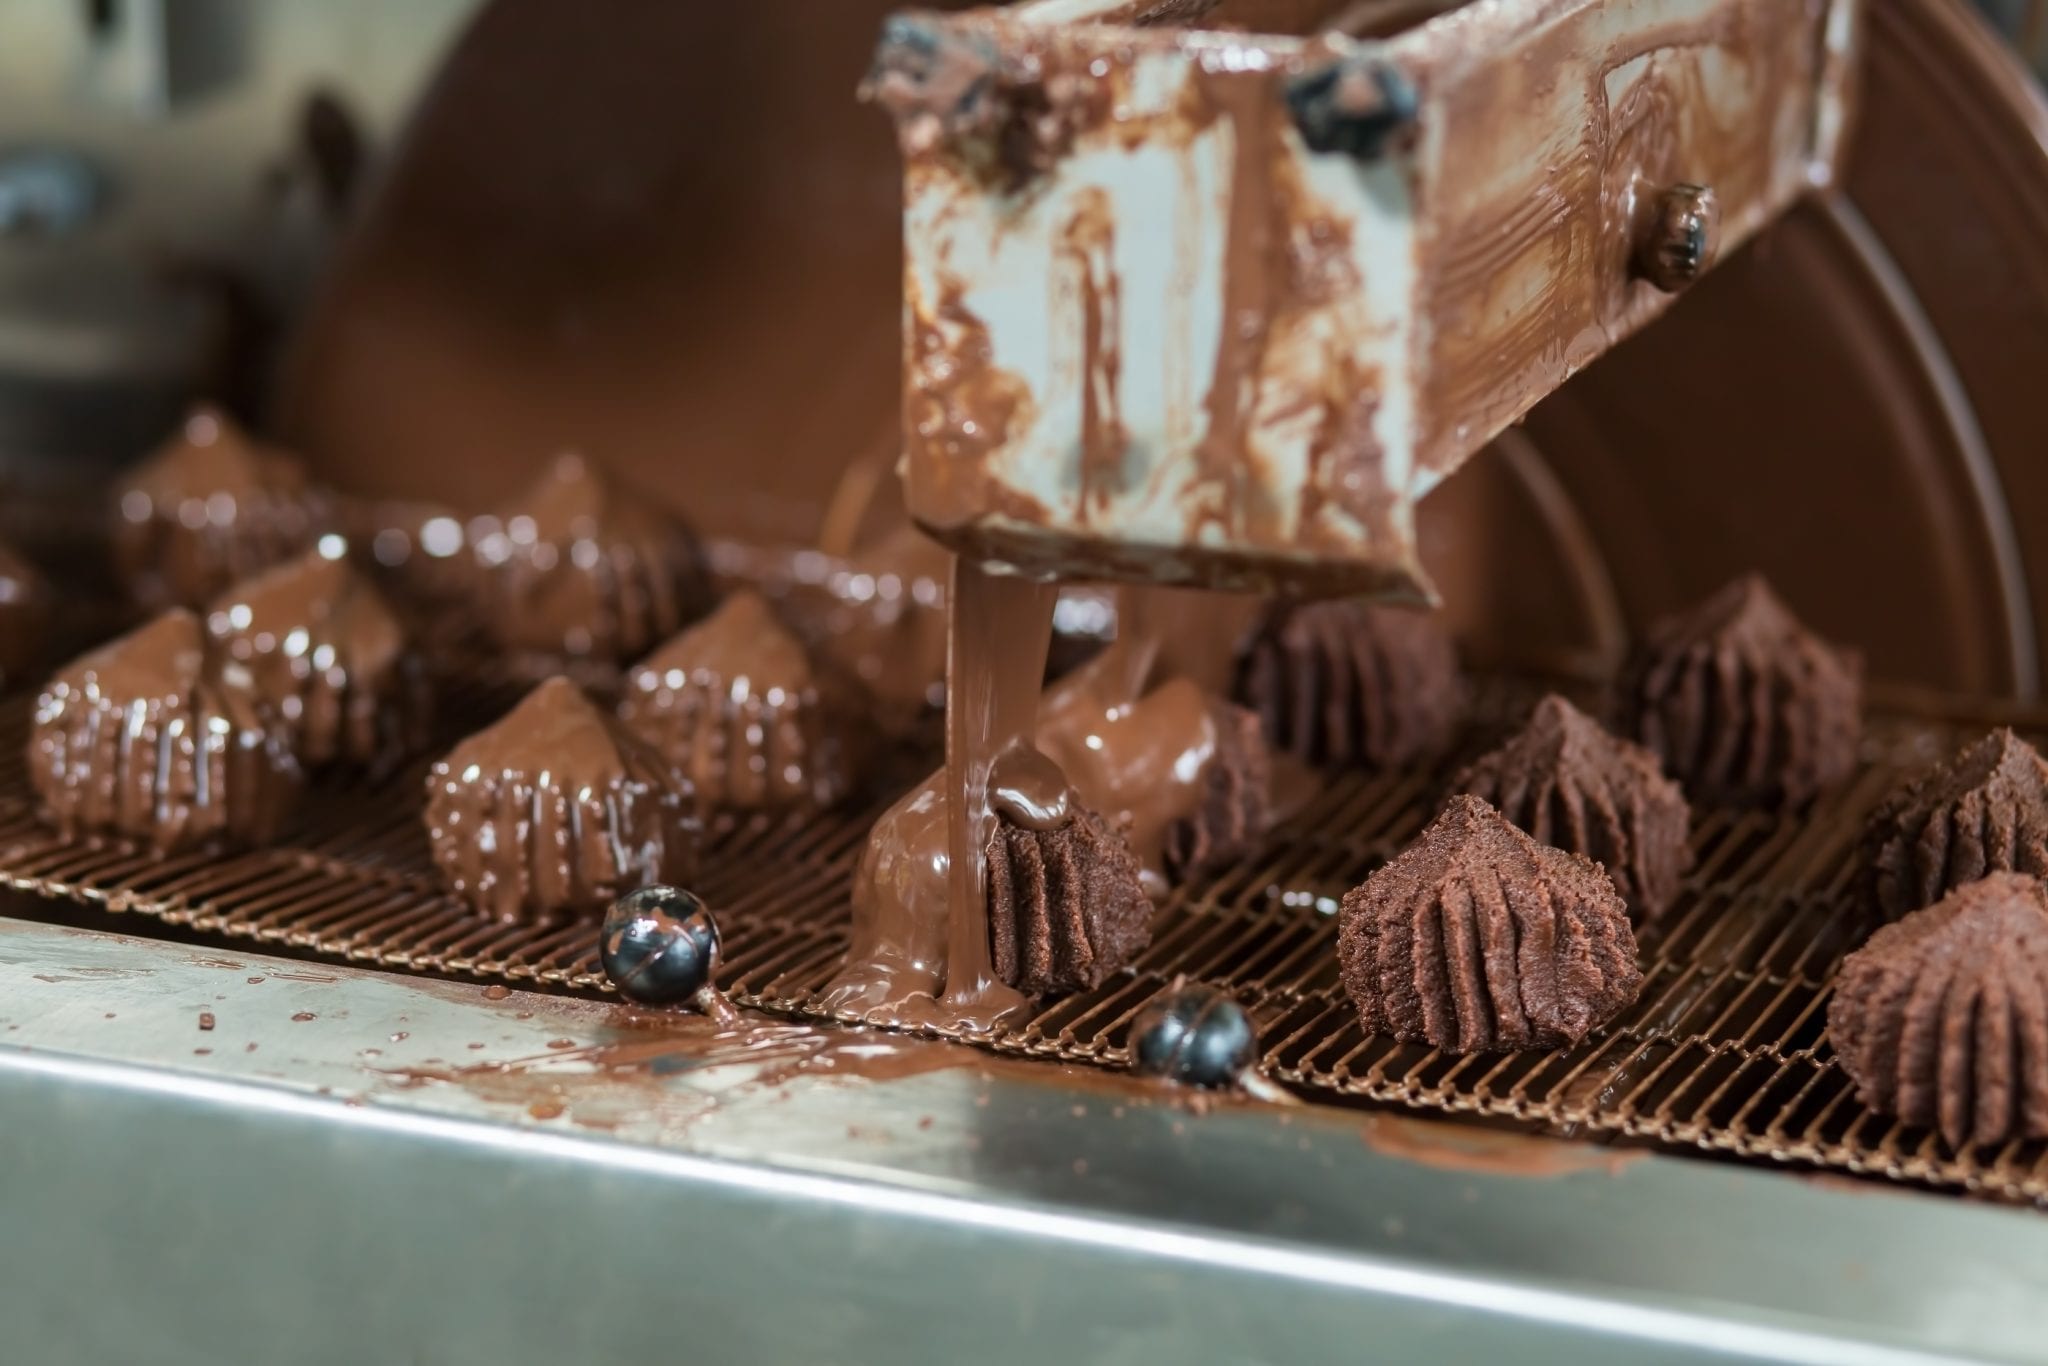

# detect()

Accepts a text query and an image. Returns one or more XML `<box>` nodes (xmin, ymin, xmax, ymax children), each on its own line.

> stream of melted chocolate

<box><xmin>935</xmin><ymin>562</ymin><xmax>1057</xmax><ymax>1028</ymax></box>
<box><xmin>819</xmin><ymin>580</ymin><xmax>1279</xmax><ymax>1023</ymax></box>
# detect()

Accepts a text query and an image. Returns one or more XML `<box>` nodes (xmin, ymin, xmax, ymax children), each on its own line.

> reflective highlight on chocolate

<box><xmin>29</xmin><ymin>609</ymin><xmax>303</xmax><ymax>852</ymax></box>
<box><xmin>425</xmin><ymin>676</ymin><xmax>700</xmax><ymax>921</ymax></box>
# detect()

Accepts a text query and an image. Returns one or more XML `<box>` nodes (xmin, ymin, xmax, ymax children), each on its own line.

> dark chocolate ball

<box><xmin>1130</xmin><ymin>984</ymin><xmax>1257</xmax><ymax>1089</ymax></box>
<box><xmin>601</xmin><ymin>886</ymin><xmax>720</xmax><ymax>1006</ymax></box>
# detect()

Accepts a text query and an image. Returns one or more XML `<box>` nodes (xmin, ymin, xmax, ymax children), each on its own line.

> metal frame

<box><xmin>1</xmin><ymin>915</ymin><xmax>2044</xmax><ymax>1364</ymax></box>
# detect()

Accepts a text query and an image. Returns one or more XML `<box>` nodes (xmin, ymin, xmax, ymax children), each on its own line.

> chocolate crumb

<box><xmin>483</xmin><ymin>985</ymin><xmax>511</xmax><ymax>1001</ymax></box>
<box><xmin>987</xmin><ymin>804</ymin><xmax>1152</xmax><ymax>996</ymax></box>
<box><xmin>1829</xmin><ymin>872</ymin><xmax>2048</xmax><ymax>1149</ymax></box>
<box><xmin>198</xmin><ymin>1012</ymin><xmax>215</xmax><ymax>1031</ymax></box>
<box><xmin>1338</xmin><ymin>795</ymin><xmax>1642</xmax><ymax>1051</ymax></box>
<box><xmin>291</xmin><ymin>1012</ymin><xmax>316</xmax><ymax>1022</ymax></box>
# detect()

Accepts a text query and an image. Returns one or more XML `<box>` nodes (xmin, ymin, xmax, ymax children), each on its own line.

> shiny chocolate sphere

<box><xmin>601</xmin><ymin>885</ymin><xmax>720</xmax><ymax>1006</ymax></box>
<box><xmin>1129</xmin><ymin>984</ymin><xmax>1257</xmax><ymax>1089</ymax></box>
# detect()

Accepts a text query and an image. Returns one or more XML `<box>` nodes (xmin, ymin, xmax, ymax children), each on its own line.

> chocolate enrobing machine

<box><xmin>7</xmin><ymin>1</ymin><xmax>2048</xmax><ymax>1362</ymax></box>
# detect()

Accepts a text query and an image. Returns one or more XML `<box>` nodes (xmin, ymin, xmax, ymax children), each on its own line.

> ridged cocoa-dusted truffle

<box><xmin>1866</xmin><ymin>729</ymin><xmax>2048</xmax><ymax>918</ymax></box>
<box><xmin>470</xmin><ymin>452</ymin><xmax>711</xmax><ymax>661</ymax></box>
<box><xmin>1829</xmin><ymin>872</ymin><xmax>2048</xmax><ymax>1150</ymax></box>
<box><xmin>0</xmin><ymin>537</ymin><xmax>49</xmax><ymax>685</ymax></box>
<box><xmin>1163</xmin><ymin>700</ymin><xmax>1272</xmax><ymax>883</ymax></box>
<box><xmin>1338</xmin><ymin>795</ymin><xmax>1642</xmax><ymax>1052</ymax></box>
<box><xmin>208</xmin><ymin>547</ymin><xmax>430</xmax><ymax>771</ymax></box>
<box><xmin>617</xmin><ymin>590</ymin><xmax>865</xmax><ymax>813</ymax></box>
<box><xmin>113</xmin><ymin>406</ymin><xmax>327</xmax><ymax>608</ymax></box>
<box><xmin>1623</xmin><ymin>574</ymin><xmax>1861</xmax><ymax>807</ymax></box>
<box><xmin>1455</xmin><ymin>693</ymin><xmax>1692</xmax><ymax>920</ymax></box>
<box><xmin>988</xmin><ymin>805</ymin><xmax>1153</xmax><ymax>996</ymax></box>
<box><xmin>425</xmin><ymin>677</ymin><xmax>699</xmax><ymax>920</ymax></box>
<box><xmin>29</xmin><ymin>609</ymin><xmax>302</xmax><ymax>852</ymax></box>
<box><xmin>1232</xmin><ymin>598</ymin><xmax>1462</xmax><ymax>769</ymax></box>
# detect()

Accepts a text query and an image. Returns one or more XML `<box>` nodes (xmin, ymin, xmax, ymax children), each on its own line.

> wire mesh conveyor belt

<box><xmin>0</xmin><ymin>677</ymin><xmax>2041</xmax><ymax>1206</ymax></box>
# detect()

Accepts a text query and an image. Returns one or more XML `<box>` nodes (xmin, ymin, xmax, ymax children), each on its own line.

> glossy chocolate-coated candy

<box><xmin>601</xmin><ymin>885</ymin><xmax>720</xmax><ymax>1006</ymax></box>
<box><xmin>1129</xmin><ymin>983</ymin><xmax>1257</xmax><ymax>1089</ymax></box>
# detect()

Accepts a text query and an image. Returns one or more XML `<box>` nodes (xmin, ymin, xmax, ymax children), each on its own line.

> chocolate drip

<box><xmin>1454</xmin><ymin>693</ymin><xmax>1692</xmax><ymax>920</ymax></box>
<box><xmin>0</xmin><ymin>539</ymin><xmax>49</xmax><ymax>685</ymax></box>
<box><xmin>424</xmin><ymin>677</ymin><xmax>699</xmax><ymax>920</ymax></box>
<box><xmin>113</xmin><ymin>406</ymin><xmax>329</xmax><ymax>609</ymax></box>
<box><xmin>1338</xmin><ymin>795</ymin><xmax>1642</xmax><ymax>1052</ymax></box>
<box><xmin>1233</xmin><ymin>598</ymin><xmax>1462</xmax><ymax>769</ymax></box>
<box><xmin>28</xmin><ymin>609</ymin><xmax>303</xmax><ymax>852</ymax></box>
<box><xmin>617</xmin><ymin>589</ymin><xmax>866</xmax><ymax>814</ymax></box>
<box><xmin>208</xmin><ymin>547</ymin><xmax>429</xmax><ymax>771</ymax></box>
<box><xmin>1829</xmin><ymin>872</ymin><xmax>2048</xmax><ymax>1150</ymax></box>
<box><xmin>1623</xmin><ymin>574</ymin><xmax>1862</xmax><ymax>807</ymax></box>
<box><xmin>1162</xmin><ymin>700</ymin><xmax>1271</xmax><ymax>883</ymax></box>
<box><xmin>988</xmin><ymin>740</ymin><xmax>1072</xmax><ymax>832</ymax></box>
<box><xmin>822</xmin><ymin>583</ymin><xmax>1269</xmax><ymax>1021</ymax></box>
<box><xmin>471</xmin><ymin>452</ymin><xmax>711</xmax><ymax>662</ymax></box>
<box><xmin>935</xmin><ymin>563</ymin><xmax>1056</xmax><ymax>1026</ymax></box>
<box><xmin>987</xmin><ymin>805</ymin><xmax>1152</xmax><ymax>996</ymax></box>
<box><xmin>1866</xmin><ymin>728</ymin><xmax>2048</xmax><ymax>917</ymax></box>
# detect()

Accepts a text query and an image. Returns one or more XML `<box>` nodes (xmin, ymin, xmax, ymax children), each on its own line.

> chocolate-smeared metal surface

<box><xmin>208</xmin><ymin>548</ymin><xmax>429</xmax><ymax>771</ymax></box>
<box><xmin>895</xmin><ymin>24</ymin><xmax>1426</xmax><ymax>595</ymax></box>
<box><xmin>987</xmin><ymin>804</ymin><xmax>1153</xmax><ymax>997</ymax></box>
<box><xmin>1866</xmin><ymin>728</ymin><xmax>2048</xmax><ymax>918</ymax></box>
<box><xmin>1339</xmin><ymin>795</ymin><xmax>1643</xmax><ymax>1052</ymax></box>
<box><xmin>113</xmin><ymin>407</ymin><xmax>328</xmax><ymax>610</ymax></box>
<box><xmin>1233</xmin><ymin>599</ymin><xmax>1462</xmax><ymax>771</ymax></box>
<box><xmin>1829</xmin><ymin>872</ymin><xmax>2048</xmax><ymax>1151</ymax></box>
<box><xmin>425</xmin><ymin>677</ymin><xmax>699</xmax><ymax>921</ymax></box>
<box><xmin>469</xmin><ymin>453</ymin><xmax>711</xmax><ymax>663</ymax></box>
<box><xmin>1623</xmin><ymin>575</ymin><xmax>1863</xmax><ymax>808</ymax></box>
<box><xmin>1455</xmin><ymin>693</ymin><xmax>1691</xmax><ymax>920</ymax></box>
<box><xmin>617</xmin><ymin>590</ymin><xmax>866</xmax><ymax>815</ymax></box>
<box><xmin>28</xmin><ymin>610</ymin><xmax>303</xmax><ymax>852</ymax></box>
<box><xmin>887</xmin><ymin>0</ymin><xmax>1848</xmax><ymax>595</ymax></box>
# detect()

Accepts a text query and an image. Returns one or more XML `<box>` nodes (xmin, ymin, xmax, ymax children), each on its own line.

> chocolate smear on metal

<box><xmin>1063</xmin><ymin>186</ymin><xmax>1128</xmax><ymax>516</ymax></box>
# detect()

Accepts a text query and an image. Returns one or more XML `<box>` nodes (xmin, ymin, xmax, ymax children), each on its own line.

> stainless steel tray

<box><xmin>2</xmin><ymin>913</ymin><xmax>2044</xmax><ymax>1365</ymax></box>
